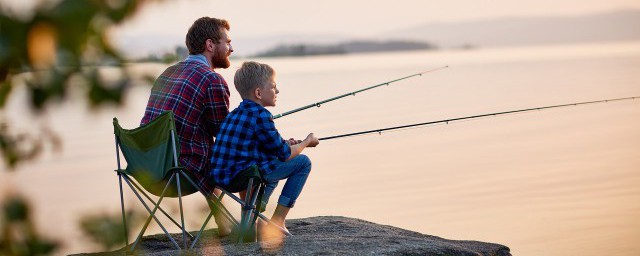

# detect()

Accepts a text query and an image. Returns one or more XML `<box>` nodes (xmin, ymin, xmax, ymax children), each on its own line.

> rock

<box><xmin>73</xmin><ymin>216</ymin><xmax>510</xmax><ymax>256</ymax></box>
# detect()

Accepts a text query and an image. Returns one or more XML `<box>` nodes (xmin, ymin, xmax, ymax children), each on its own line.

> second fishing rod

<box><xmin>272</xmin><ymin>65</ymin><xmax>449</xmax><ymax>119</ymax></box>
<box><xmin>318</xmin><ymin>96</ymin><xmax>640</xmax><ymax>141</ymax></box>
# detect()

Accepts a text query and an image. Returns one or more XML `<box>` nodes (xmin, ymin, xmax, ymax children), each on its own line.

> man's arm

<box><xmin>204</xmin><ymin>75</ymin><xmax>230</xmax><ymax>135</ymax></box>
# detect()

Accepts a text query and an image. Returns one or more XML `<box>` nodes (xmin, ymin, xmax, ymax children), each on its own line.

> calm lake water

<box><xmin>2</xmin><ymin>41</ymin><xmax>640</xmax><ymax>255</ymax></box>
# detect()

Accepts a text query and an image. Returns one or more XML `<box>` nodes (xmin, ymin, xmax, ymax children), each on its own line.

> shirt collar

<box><xmin>240</xmin><ymin>99</ymin><xmax>260</xmax><ymax>108</ymax></box>
<box><xmin>185</xmin><ymin>54</ymin><xmax>211</xmax><ymax>67</ymax></box>
<box><xmin>240</xmin><ymin>99</ymin><xmax>272</xmax><ymax>114</ymax></box>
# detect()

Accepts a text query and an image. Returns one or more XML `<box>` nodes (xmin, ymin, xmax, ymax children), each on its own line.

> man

<box><xmin>141</xmin><ymin>16</ymin><xmax>234</xmax><ymax>235</ymax></box>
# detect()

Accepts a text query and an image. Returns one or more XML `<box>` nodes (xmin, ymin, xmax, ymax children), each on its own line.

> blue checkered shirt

<box><xmin>210</xmin><ymin>99</ymin><xmax>291</xmax><ymax>186</ymax></box>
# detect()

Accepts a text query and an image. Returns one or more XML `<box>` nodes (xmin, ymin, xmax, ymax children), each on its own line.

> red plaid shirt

<box><xmin>141</xmin><ymin>55</ymin><xmax>230</xmax><ymax>194</ymax></box>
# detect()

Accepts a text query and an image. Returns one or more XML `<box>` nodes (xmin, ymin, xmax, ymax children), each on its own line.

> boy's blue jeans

<box><xmin>261</xmin><ymin>154</ymin><xmax>312</xmax><ymax>208</ymax></box>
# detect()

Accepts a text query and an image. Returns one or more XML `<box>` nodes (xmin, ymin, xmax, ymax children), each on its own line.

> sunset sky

<box><xmin>3</xmin><ymin>0</ymin><xmax>640</xmax><ymax>56</ymax></box>
<box><xmin>115</xmin><ymin>0</ymin><xmax>640</xmax><ymax>38</ymax></box>
<box><xmin>3</xmin><ymin>0</ymin><xmax>640</xmax><ymax>37</ymax></box>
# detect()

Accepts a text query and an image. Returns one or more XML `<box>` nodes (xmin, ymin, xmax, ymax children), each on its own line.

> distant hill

<box><xmin>390</xmin><ymin>9</ymin><xmax>640</xmax><ymax>48</ymax></box>
<box><xmin>114</xmin><ymin>9</ymin><xmax>640</xmax><ymax>58</ymax></box>
<box><xmin>253</xmin><ymin>40</ymin><xmax>436</xmax><ymax>57</ymax></box>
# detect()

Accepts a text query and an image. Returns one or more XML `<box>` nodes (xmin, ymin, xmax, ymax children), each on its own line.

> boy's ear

<box><xmin>254</xmin><ymin>87</ymin><xmax>262</xmax><ymax>100</ymax></box>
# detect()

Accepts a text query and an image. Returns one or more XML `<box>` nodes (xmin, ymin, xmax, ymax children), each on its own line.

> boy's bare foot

<box><xmin>258</xmin><ymin>220</ymin><xmax>289</xmax><ymax>241</ymax></box>
<box><xmin>258</xmin><ymin>220</ymin><xmax>288</xmax><ymax>253</ymax></box>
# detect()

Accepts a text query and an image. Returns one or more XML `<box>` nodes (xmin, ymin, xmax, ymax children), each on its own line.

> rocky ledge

<box><xmin>75</xmin><ymin>216</ymin><xmax>511</xmax><ymax>256</ymax></box>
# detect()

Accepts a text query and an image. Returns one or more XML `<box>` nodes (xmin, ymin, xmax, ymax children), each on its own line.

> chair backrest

<box><xmin>113</xmin><ymin>111</ymin><xmax>198</xmax><ymax>197</ymax></box>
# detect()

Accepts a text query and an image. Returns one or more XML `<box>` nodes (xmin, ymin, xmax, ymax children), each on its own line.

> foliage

<box><xmin>0</xmin><ymin>196</ymin><xmax>58</xmax><ymax>256</ymax></box>
<box><xmin>0</xmin><ymin>0</ymin><xmax>153</xmax><ymax>169</ymax></box>
<box><xmin>79</xmin><ymin>210</ymin><xmax>144</xmax><ymax>251</ymax></box>
<box><xmin>0</xmin><ymin>0</ymin><xmax>159</xmax><ymax>254</ymax></box>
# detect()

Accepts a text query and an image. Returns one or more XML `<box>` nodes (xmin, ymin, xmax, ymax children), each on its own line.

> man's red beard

<box><xmin>211</xmin><ymin>51</ymin><xmax>231</xmax><ymax>69</ymax></box>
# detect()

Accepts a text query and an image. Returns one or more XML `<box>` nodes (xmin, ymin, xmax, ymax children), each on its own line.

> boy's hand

<box><xmin>304</xmin><ymin>133</ymin><xmax>319</xmax><ymax>147</ymax></box>
<box><xmin>286</xmin><ymin>138</ymin><xmax>302</xmax><ymax>145</ymax></box>
<box><xmin>286</xmin><ymin>133</ymin><xmax>319</xmax><ymax>161</ymax></box>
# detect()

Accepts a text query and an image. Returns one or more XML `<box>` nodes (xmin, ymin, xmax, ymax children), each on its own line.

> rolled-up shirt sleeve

<box><xmin>254</xmin><ymin>110</ymin><xmax>291</xmax><ymax>161</ymax></box>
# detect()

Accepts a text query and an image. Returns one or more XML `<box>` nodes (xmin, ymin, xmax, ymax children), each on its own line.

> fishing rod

<box><xmin>319</xmin><ymin>96</ymin><xmax>639</xmax><ymax>141</ymax></box>
<box><xmin>272</xmin><ymin>65</ymin><xmax>449</xmax><ymax>119</ymax></box>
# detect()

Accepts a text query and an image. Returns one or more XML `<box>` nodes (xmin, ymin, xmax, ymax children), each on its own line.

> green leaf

<box><xmin>3</xmin><ymin>197</ymin><xmax>28</xmax><ymax>222</ymax></box>
<box><xmin>0</xmin><ymin>78</ymin><xmax>12</xmax><ymax>107</ymax></box>
<box><xmin>79</xmin><ymin>210</ymin><xmax>144</xmax><ymax>250</ymax></box>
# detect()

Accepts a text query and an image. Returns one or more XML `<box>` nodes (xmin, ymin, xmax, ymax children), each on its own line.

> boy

<box><xmin>210</xmin><ymin>61</ymin><xmax>319</xmax><ymax>236</ymax></box>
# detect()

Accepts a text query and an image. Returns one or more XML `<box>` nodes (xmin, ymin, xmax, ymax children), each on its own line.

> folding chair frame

<box><xmin>113</xmin><ymin>113</ymin><xmax>291</xmax><ymax>252</ymax></box>
<box><xmin>216</xmin><ymin>179</ymin><xmax>293</xmax><ymax>242</ymax></box>
<box><xmin>114</xmin><ymin>129</ymin><xmax>238</xmax><ymax>252</ymax></box>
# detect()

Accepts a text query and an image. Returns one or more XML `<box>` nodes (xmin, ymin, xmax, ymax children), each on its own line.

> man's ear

<box><xmin>205</xmin><ymin>39</ymin><xmax>215</xmax><ymax>52</ymax></box>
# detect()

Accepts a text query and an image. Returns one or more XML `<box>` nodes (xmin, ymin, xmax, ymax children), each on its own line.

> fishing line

<box><xmin>319</xmin><ymin>96</ymin><xmax>639</xmax><ymax>141</ymax></box>
<box><xmin>273</xmin><ymin>65</ymin><xmax>449</xmax><ymax>119</ymax></box>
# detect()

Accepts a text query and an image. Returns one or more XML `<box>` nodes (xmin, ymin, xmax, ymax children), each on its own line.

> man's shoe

<box><xmin>214</xmin><ymin>215</ymin><xmax>233</xmax><ymax>237</ymax></box>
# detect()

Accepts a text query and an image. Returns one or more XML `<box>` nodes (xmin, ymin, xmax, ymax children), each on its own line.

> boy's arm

<box><xmin>255</xmin><ymin>111</ymin><xmax>292</xmax><ymax>161</ymax></box>
<box><xmin>254</xmin><ymin>110</ymin><xmax>319</xmax><ymax>162</ymax></box>
<box><xmin>286</xmin><ymin>133</ymin><xmax>319</xmax><ymax>161</ymax></box>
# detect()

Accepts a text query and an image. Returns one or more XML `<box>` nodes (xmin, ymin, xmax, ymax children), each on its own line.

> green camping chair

<box><xmin>113</xmin><ymin>111</ymin><xmax>237</xmax><ymax>252</ymax></box>
<box><xmin>114</xmin><ymin>111</ymin><xmax>291</xmax><ymax>250</ymax></box>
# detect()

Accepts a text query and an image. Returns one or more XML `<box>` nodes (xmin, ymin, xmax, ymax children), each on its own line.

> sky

<box><xmin>112</xmin><ymin>0</ymin><xmax>640</xmax><ymax>38</ymax></box>
<box><xmin>3</xmin><ymin>0</ymin><xmax>640</xmax><ymax>56</ymax></box>
<box><xmin>5</xmin><ymin>0</ymin><xmax>639</xmax><ymax>37</ymax></box>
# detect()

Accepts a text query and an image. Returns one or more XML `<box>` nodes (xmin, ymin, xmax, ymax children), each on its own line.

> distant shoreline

<box><xmin>252</xmin><ymin>40</ymin><xmax>438</xmax><ymax>58</ymax></box>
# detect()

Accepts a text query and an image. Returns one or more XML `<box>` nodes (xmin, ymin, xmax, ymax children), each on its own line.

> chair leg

<box><xmin>209</xmin><ymin>194</ymin><xmax>238</xmax><ymax>226</ymax></box>
<box><xmin>178</xmin><ymin>171</ymin><xmax>239</xmax><ymax>248</ymax></box>
<box><xmin>190</xmin><ymin>211</ymin><xmax>214</xmax><ymax>249</ymax></box>
<box><xmin>180</xmin><ymin>171</ymin><xmax>239</xmax><ymax>226</ymax></box>
<box><xmin>130</xmin><ymin>176</ymin><xmax>174</xmax><ymax>249</ymax></box>
<box><xmin>176</xmin><ymin>172</ymin><xmax>187</xmax><ymax>249</ymax></box>
<box><xmin>123</xmin><ymin>175</ymin><xmax>181</xmax><ymax>252</ymax></box>
<box><xmin>217</xmin><ymin>187</ymin><xmax>292</xmax><ymax>237</ymax></box>
<box><xmin>247</xmin><ymin>183</ymin><xmax>262</xmax><ymax>227</ymax></box>
<box><xmin>128</xmin><ymin>179</ymin><xmax>195</xmax><ymax>240</ymax></box>
<box><xmin>189</xmin><ymin>197</ymin><xmax>238</xmax><ymax>249</ymax></box>
<box><xmin>238</xmin><ymin>178</ymin><xmax>255</xmax><ymax>243</ymax></box>
<box><xmin>118</xmin><ymin>173</ymin><xmax>129</xmax><ymax>248</ymax></box>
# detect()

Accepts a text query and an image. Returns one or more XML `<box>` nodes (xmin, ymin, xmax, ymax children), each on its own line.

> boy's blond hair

<box><xmin>234</xmin><ymin>61</ymin><xmax>275</xmax><ymax>99</ymax></box>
